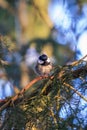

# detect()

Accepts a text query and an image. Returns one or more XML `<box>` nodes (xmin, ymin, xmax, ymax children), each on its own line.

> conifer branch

<box><xmin>0</xmin><ymin>76</ymin><xmax>48</xmax><ymax>112</ymax></box>
<box><xmin>0</xmin><ymin>57</ymin><xmax>87</xmax><ymax>112</ymax></box>
<box><xmin>63</xmin><ymin>82</ymin><xmax>87</xmax><ymax>102</ymax></box>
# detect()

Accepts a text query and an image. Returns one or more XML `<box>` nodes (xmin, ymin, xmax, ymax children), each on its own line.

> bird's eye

<box><xmin>38</xmin><ymin>59</ymin><xmax>44</xmax><ymax>64</ymax></box>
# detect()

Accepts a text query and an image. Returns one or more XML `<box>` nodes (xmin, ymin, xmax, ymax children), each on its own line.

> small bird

<box><xmin>35</xmin><ymin>54</ymin><xmax>53</xmax><ymax>76</ymax></box>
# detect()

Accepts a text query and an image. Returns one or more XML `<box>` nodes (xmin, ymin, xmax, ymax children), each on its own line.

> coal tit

<box><xmin>35</xmin><ymin>54</ymin><xmax>53</xmax><ymax>76</ymax></box>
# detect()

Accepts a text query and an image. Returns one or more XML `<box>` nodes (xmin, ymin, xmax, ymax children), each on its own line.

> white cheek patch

<box><xmin>38</xmin><ymin>59</ymin><xmax>44</xmax><ymax>64</ymax></box>
<box><xmin>47</xmin><ymin>58</ymin><xmax>50</xmax><ymax>63</ymax></box>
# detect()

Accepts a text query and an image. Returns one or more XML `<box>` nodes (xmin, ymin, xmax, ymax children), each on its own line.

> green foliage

<box><xmin>0</xmin><ymin>107</ymin><xmax>27</xmax><ymax>129</ymax></box>
<box><xmin>0</xmin><ymin>61</ymin><xmax>87</xmax><ymax>129</ymax></box>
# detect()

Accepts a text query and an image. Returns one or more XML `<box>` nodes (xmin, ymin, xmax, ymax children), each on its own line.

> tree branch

<box><xmin>0</xmin><ymin>56</ymin><xmax>87</xmax><ymax>112</ymax></box>
<box><xmin>63</xmin><ymin>82</ymin><xmax>87</xmax><ymax>102</ymax></box>
<box><xmin>0</xmin><ymin>76</ymin><xmax>48</xmax><ymax>112</ymax></box>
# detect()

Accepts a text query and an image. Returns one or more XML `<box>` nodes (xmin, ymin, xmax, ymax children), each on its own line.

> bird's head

<box><xmin>37</xmin><ymin>54</ymin><xmax>50</xmax><ymax>65</ymax></box>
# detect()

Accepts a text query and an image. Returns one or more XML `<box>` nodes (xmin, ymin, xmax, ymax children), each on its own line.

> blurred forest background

<box><xmin>0</xmin><ymin>0</ymin><xmax>78</xmax><ymax>90</ymax></box>
<box><xmin>0</xmin><ymin>0</ymin><xmax>87</xmax><ymax>130</ymax></box>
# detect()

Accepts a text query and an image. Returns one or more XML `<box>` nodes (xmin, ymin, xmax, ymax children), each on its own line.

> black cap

<box><xmin>39</xmin><ymin>54</ymin><xmax>47</xmax><ymax>61</ymax></box>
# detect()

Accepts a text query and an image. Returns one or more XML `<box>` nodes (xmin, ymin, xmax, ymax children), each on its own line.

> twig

<box><xmin>50</xmin><ymin>108</ymin><xmax>58</xmax><ymax>127</ymax></box>
<box><xmin>0</xmin><ymin>100</ymin><xmax>11</xmax><ymax>111</ymax></box>
<box><xmin>0</xmin><ymin>76</ymin><xmax>48</xmax><ymax>112</ymax></box>
<box><xmin>63</xmin><ymin>82</ymin><xmax>87</xmax><ymax>102</ymax></box>
<box><xmin>71</xmin><ymin>54</ymin><xmax>87</xmax><ymax>66</ymax></box>
<box><xmin>12</xmin><ymin>76</ymin><xmax>45</xmax><ymax>101</ymax></box>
